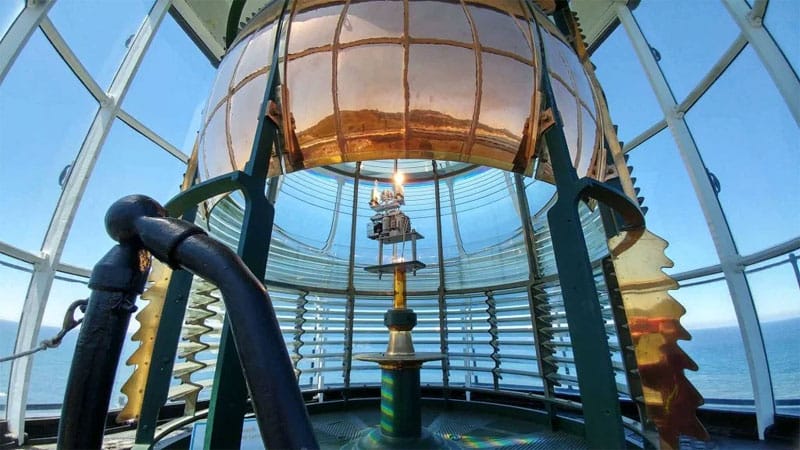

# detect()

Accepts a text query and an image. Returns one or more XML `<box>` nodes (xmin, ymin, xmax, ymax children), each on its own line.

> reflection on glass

<box><xmin>408</xmin><ymin>1</ymin><xmax>471</xmax><ymax>42</ymax></box>
<box><xmin>477</xmin><ymin>52</ymin><xmax>532</xmax><ymax>164</ymax></box>
<box><xmin>229</xmin><ymin>73</ymin><xmax>268</xmax><ymax>169</ymax></box>
<box><xmin>197</xmin><ymin>0</ymin><xmax>609</xmax><ymax>203</ymax></box>
<box><xmin>550</xmin><ymin>78</ymin><xmax>579</xmax><ymax>166</ymax></box>
<box><xmin>338</xmin><ymin>44</ymin><xmax>404</xmax><ymax>157</ymax></box>
<box><xmin>200</xmin><ymin>109</ymin><xmax>232</xmax><ymax>181</ymax></box>
<box><xmin>287</xmin><ymin>4</ymin><xmax>342</xmax><ymax>54</ymax></box>
<box><xmin>0</xmin><ymin>31</ymin><xmax>98</xmax><ymax>252</ymax></box>
<box><xmin>339</xmin><ymin>1</ymin><xmax>403</xmax><ymax>44</ymax></box>
<box><xmin>234</xmin><ymin>24</ymin><xmax>276</xmax><ymax>86</ymax></box>
<box><xmin>468</xmin><ymin>5</ymin><xmax>532</xmax><ymax>59</ymax></box>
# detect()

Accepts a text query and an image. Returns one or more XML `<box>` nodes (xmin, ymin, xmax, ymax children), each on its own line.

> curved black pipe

<box><xmin>58</xmin><ymin>195</ymin><xmax>318</xmax><ymax>450</ymax></box>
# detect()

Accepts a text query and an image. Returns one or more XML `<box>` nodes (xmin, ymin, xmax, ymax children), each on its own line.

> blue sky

<box><xmin>0</xmin><ymin>1</ymin><xmax>798</xmax><ymax>334</ymax></box>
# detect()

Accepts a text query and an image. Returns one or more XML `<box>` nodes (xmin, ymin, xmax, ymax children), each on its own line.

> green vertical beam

<box><xmin>544</xmin><ymin>126</ymin><xmax>624</xmax><ymax>447</ymax></box>
<box><xmin>204</xmin><ymin>172</ymin><xmax>274</xmax><ymax>450</ymax></box>
<box><xmin>342</xmin><ymin>162</ymin><xmax>361</xmax><ymax>397</ymax></box>
<box><xmin>485</xmin><ymin>291</ymin><xmax>500</xmax><ymax>390</ymax></box>
<box><xmin>513</xmin><ymin>174</ymin><xmax>558</xmax><ymax>427</ymax></box>
<box><xmin>204</xmin><ymin>3</ymin><xmax>289</xmax><ymax>442</ymax></box>
<box><xmin>432</xmin><ymin>162</ymin><xmax>450</xmax><ymax>400</ymax></box>
<box><xmin>531</xmin><ymin>6</ymin><xmax>624</xmax><ymax>446</ymax></box>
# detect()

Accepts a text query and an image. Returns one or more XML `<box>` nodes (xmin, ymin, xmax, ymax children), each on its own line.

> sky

<box><xmin>0</xmin><ymin>0</ymin><xmax>798</xmax><ymax>357</ymax></box>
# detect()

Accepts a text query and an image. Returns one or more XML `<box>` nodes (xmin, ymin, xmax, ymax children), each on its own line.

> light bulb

<box><xmin>393</xmin><ymin>171</ymin><xmax>404</xmax><ymax>186</ymax></box>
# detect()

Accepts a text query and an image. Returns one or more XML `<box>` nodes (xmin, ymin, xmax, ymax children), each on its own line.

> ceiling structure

<box><xmin>171</xmin><ymin>0</ymin><xmax>637</xmax><ymax>65</ymax></box>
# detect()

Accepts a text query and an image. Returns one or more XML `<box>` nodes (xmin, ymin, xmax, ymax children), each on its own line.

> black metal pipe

<box><xmin>58</xmin><ymin>195</ymin><xmax>318</xmax><ymax>449</ymax></box>
<box><xmin>58</xmin><ymin>243</ymin><xmax>149</xmax><ymax>449</ymax></box>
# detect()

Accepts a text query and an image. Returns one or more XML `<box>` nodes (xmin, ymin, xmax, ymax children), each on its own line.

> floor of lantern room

<box><xmin>22</xmin><ymin>402</ymin><xmax>798</xmax><ymax>450</ymax></box>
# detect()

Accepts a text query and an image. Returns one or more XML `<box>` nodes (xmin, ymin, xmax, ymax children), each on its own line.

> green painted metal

<box><xmin>204</xmin><ymin>169</ymin><xmax>276</xmax><ymax>450</ymax></box>
<box><xmin>202</xmin><ymin>2</ymin><xmax>289</xmax><ymax>445</ymax></box>
<box><xmin>343</xmin><ymin>163</ymin><xmax>361</xmax><ymax>398</ymax></box>
<box><xmin>379</xmin><ymin>368</ymin><xmax>422</xmax><ymax>439</ymax></box>
<box><xmin>513</xmin><ymin>174</ymin><xmax>558</xmax><ymax>427</ymax></box>
<box><xmin>531</xmin><ymin>8</ymin><xmax>625</xmax><ymax>447</ymax></box>
<box><xmin>432</xmin><ymin>163</ymin><xmax>450</xmax><ymax>401</ymax></box>
<box><xmin>485</xmin><ymin>291</ymin><xmax>500</xmax><ymax>390</ymax></box>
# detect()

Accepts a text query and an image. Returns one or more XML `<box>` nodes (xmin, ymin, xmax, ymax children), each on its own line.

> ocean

<box><xmin>1</xmin><ymin>316</ymin><xmax>797</xmax><ymax>417</ymax></box>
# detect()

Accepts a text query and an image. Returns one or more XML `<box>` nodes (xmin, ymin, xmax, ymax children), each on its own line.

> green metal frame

<box><xmin>530</xmin><ymin>4</ymin><xmax>645</xmax><ymax>446</ymax></box>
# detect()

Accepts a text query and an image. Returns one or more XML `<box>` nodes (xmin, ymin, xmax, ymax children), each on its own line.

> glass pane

<box><xmin>339</xmin><ymin>1</ymin><xmax>403</xmax><ymax>44</ymax></box>
<box><xmin>268</xmin><ymin>170</ymin><xmax>349</xmax><ymax>288</ymax></box>
<box><xmin>122</xmin><ymin>16</ymin><xmax>215</xmax><ymax>151</ymax></box>
<box><xmin>286</xmin><ymin>52</ymin><xmax>336</xmax><ymax>164</ymax></box>
<box><xmin>592</xmin><ymin>27</ymin><xmax>662</xmax><ymax>143</ymax></box>
<box><xmin>229</xmin><ymin>73</ymin><xmax>268</xmax><ymax>170</ymax></box>
<box><xmin>633</xmin><ymin>0</ymin><xmax>740</xmax><ymax>102</ymax></box>
<box><xmin>0</xmin><ymin>0</ymin><xmax>23</xmax><ymax>40</ymax></box>
<box><xmin>287</xmin><ymin>4</ymin><xmax>342</xmax><ymax>54</ymax></box>
<box><xmin>408</xmin><ymin>1</ymin><xmax>471</xmax><ymax>43</ymax></box>
<box><xmin>0</xmin><ymin>30</ymin><xmax>98</xmax><ymax>252</ymax></box>
<box><xmin>205</xmin><ymin>38</ymin><xmax>249</xmax><ymax>121</ymax></box>
<box><xmin>49</xmin><ymin>0</ymin><xmax>154</xmax><ymax>89</ymax></box>
<box><xmin>678</xmin><ymin>279</ymin><xmax>754</xmax><ymax>403</ymax></box>
<box><xmin>0</xmin><ymin>255</ymin><xmax>32</xmax><ymax>420</ymax></box>
<box><xmin>199</xmin><ymin>107</ymin><xmax>233</xmax><ymax>181</ymax></box>
<box><xmin>27</xmin><ymin>275</ymin><xmax>90</xmax><ymax>416</ymax></box>
<box><xmin>469</xmin><ymin>5</ymin><xmax>532</xmax><ymax>59</ymax></box>
<box><xmin>476</xmin><ymin>52</ymin><xmax>531</xmax><ymax>159</ymax></box>
<box><xmin>626</xmin><ymin>131</ymin><xmax>718</xmax><ymax>273</ymax></box>
<box><xmin>233</xmin><ymin>23</ymin><xmax>276</xmax><ymax>86</ymax></box>
<box><xmin>61</xmin><ymin>120</ymin><xmax>186</xmax><ymax>268</ymax></box>
<box><xmin>746</xmin><ymin>253</ymin><xmax>800</xmax><ymax>415</ymax></box>
<box><xmin>338</xmin><ymin>44</ymin><xmax>404</xmax><ymax>157</ymax></box>
<box><xmin>26</xmin><ymin>274</ymin><xmax>139</xmax><ymax>416</ymax></box>
<box><xmin>407</xmin><ymin>44</ymin><xmax>475</xmax><ymax>139</ymax></box>
<box><xmin>764</xmin><ymin>0</ymin><xmax>800</xmax><ymax>73</ymax></box>
<box><xmin>686</xmin><ymin>47</ymin><xmax>800</xmax><ymax>255</ymax></box>
<box><xmin>444</xmin><ymin>169</ymin><xmax>527</xmax><ymax>289</ymax></box>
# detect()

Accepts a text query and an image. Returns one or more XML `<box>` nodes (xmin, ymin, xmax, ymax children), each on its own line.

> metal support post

<box><xmin>722</xmin><ymin>0</ymin><xmax>800</xmax><ymax>126</ymax></box>
<box><xmin>343</xmin><ymin>162</ymin><xmax>361</xmax><ymax>395</ymax></box>
<box><xmin>6</xmin><ymin>1</ymin><xmax>170</xmax><ymax>443</ymax></box>
<box><xmin>533</xmin><ymin>12</ymin><xmax>624</xmax><ymax>445</ymax></box>
<box><xmin>616</xmin><ymin>3</ymin><xmax>775</xmax><ymax>438</ymax></box>
<box><xmin>544</xmin><ymin>126</ymin><xmax>625</xmax><ymax>447</ymax></box>
<box><xmin>789</xmin><ymin>253</ymin><xmax>800</xmax><ymax>291</ymax></box>
<box><xmin>485</xmin><ymin>291</ymin><xmax>500</xmax><ymax>390</ymax></box>
<box><xmin>202</xmin><ymin>3</ymin><xmax>290</xmax><ymax>444</ymax></box>
<box><xmin>433</xmin><ymin>162</ymin><xmax>450</xmax><ymax>400</ymax></box>
<box><xmin>513</xmin><ymin>174</ymin><xmax>558</xmax><ymax>427</ymax></box>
